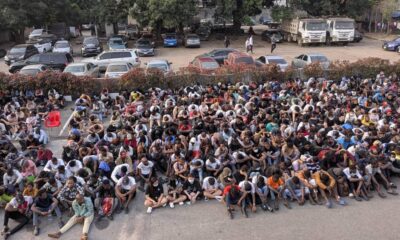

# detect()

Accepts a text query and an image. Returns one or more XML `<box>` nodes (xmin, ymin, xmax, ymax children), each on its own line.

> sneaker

<box><xmin>378</xmin><ymin>192</ymin><xmax>387</xmax><ymax>198</ymax></box>
<box><xmin>228</xmin><ymin>208</ymin><xmax>234</xmax><ymax>219</ymax></box>
<box><xmin>169</xmin><ymin>202</ymin><xmax>175</xmax><ymax>209</ymax></box>
<box><xmin>162</xmin><ymin>203</ymin><xmax>167</xmax><ymax>208</ymax></box>
<box><xmin>215</xmin><ymin>196</ymin><xmax>223</xmax><ymax>202</ymax></box>
<box><xmin>33</xmin><ymin>226</ymin><xmax>39</xmax><ymax>236</ymax></box>
<box><xmin>267</xmin><ymin>205</ymin><xmax>273</xmax><ymax>212</ymax></box>
<box><xmin>326</xmin><ymin>200</ymin><xmax>333</xmax><ymax>209</ymax></box>
<box><xmin>1</xmin><ymin>227</ymin><xmax>9</xmax><ymax>236</ymax></box>
<box><xmin>338</xmin><ymin>199</ymin><xmax>347</xmax><ymax>206</ymax></box>
<box><xmin>146</xmin><ymin>207</ymin><xmax>153</xmax><ymax>214</ymax></box>
<box><xmin>179</xmin><ymin>202</ymin><xmax>184</xmax><ymax>206</ymax></box>
<box><xmin>261</xmin><ymin>204</ymin><xmax>267</xmax><ymax>211</ymax></box>
<box><xmin>204</xmin><ymin>197</ymin><xmax>209</xmax><ymax>201</ymax></box>
<box><xmin>186</xmin><ymin>201</ymin><xmax>191</xmax><ymax>205</ymax></box>
<box><xmin>348</xmin><ymin>193</ymin><xmax>354</xmax><ymax>198</ymax></box>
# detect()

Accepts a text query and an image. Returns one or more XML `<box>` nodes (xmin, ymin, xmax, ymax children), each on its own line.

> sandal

<box><xmin>80</xmin><ymin>235</ymin><xmax>88</xmax><ymax>240</ymax></box>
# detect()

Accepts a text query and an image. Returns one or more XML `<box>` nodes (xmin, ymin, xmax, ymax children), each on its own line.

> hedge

<box><xmin>0</xmin><ymin>57</ymin><xmax>398</xmax><ymax>97</ymax></box>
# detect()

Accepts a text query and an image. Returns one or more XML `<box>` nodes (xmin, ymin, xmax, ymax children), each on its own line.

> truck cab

<box><xmin>326</xmin><ymin>18</ymin><xmax>355</xmax><ymax>44</ymax></box>
<box><xmin>282</xmin><ymin>18</ymin><xmax>327</xmax><ymax>47</ymax></box>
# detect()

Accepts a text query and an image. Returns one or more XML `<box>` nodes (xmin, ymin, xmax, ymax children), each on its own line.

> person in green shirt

<box><xmin>48</xmin><ymin>194</ymin><xmax>94</xmax><ymax>240</ymax></box>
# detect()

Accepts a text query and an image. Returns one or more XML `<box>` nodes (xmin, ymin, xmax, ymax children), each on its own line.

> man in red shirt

<box><xmin>36</xmin><ymin>145</ymin><xmax>53</xmax><ymax>167</ymax></box>
<box><xmin>222</xmin><ymin>179</ymin><xmax>247</xmax><ymax>219</ymax></box>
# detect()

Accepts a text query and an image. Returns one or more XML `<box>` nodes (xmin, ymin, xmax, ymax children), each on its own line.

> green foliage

<box><xmin>271</xmin><ymin>5</ymin><xmax>294</xmax><ymax>22</ymax></box>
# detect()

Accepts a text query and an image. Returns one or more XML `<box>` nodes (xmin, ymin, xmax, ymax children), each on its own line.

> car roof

<box><xmin>21</xmin><ymin>64</ymin><xmax>46</xmax><ymax>69</ymax></box>
<box><xmin>102</xmin><ymin>49</ymin><xmax>134</xmax><ymax>53</ymax></box>
<box><xmin>84</xmin><ymin>37</ymin><xmax>98</xmax><ymax>40</ymax></box>
<box><xmin>229</xmin><ymin>52</ymin><xmax>251</xmax><ymax>57</ymax></box>
<box><xmin>107</xmin><ymin>62</ymin><xmax>129</xmax><ymax>66</ymax></box>
<box><xmin>67</xmin><ymin>63</ymin><xmax>88</xmax><ymax>67</ymax></box>
<box><xmin>196</xmin><ymin>57</ymin><xmax>217</xmax><ymax>62</ymax></box>
<box><xmin>263</xmin><ymin>55</ymin><xmax>285</xmax><ymax>59</ymax></box>
<box><xmin>55</xmin><ymin>40</ymin><xmax>69</xmax><ymax>44</ymax></box>
<box><xmin>13</xmin><ymin>44</ymin><xmax>31</xmax><ymax>48</ymax></box>
<box><xmin>306</xmin><ymin>53</ymin><xmax>327</xmax><ymax>57</ymax></box>
<box><xmin>148</xmin><ymin>60</ymin><xmax>169</xmax><ymax>65</ymax></box>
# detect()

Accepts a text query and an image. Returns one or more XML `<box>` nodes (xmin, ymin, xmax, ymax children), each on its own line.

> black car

<box><xmin>135</xmin><ymin>38</ymin><xmax>155</xmax><ymax>56</ymax></box>
<box><xmin>9</xmin><ymin>52</ymin><xmax>74</xmax><ymax>73</ymax></box>
<box><xmin>196</xmin><ymin>26</ymin><xmax>211</xmax><ymax>41</ymax></box>
<box><xmin>81</xmin><ymin>37</ymin><xmax>103</xmax><ymax>57</ymax></box>
<box><xmin>4</xmin><ymin>44</ymin><xmax>39</xmax><ymax>66</ymax></box>
<box><xmin>198</xmin><ymin>48</ymin><xmax>239</xmax><ymax>65</ymax></box>
<box><xmin>261</xmin><ymin>30</ymin><xmax>283</xmax><ymax>43</ymax></box>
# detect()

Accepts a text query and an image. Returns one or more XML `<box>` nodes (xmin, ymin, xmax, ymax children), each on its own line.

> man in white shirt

<box><xmin>115</xmin><ymin>176</ymin><xmax>136</xmax><ymax>214</ymax></box>
<box><xmin>202</xmin><ymin>177</ymin><xmax>222</xmax><ymax>201</ymax></box>
<box><xmin>343</xmin><ymin>164</ymin><xmax>366</xmax><ymax>201</ymax></box>
<box><xmin>238</xmin><ymin>180</ymin><xmax>257</xmax><ymax>214</ymax></box>
<box><xmin>365</xmin><ymin>159</ymin><xmax>398</xmax><ymax>197</ymax></box>
<box><xmin>44</xmin><ymin>157</ymin><xmax>65</xmax><ymax>173</ymax></box>
<box><xmin>136</xmin><ymin>157</ymin><xmax>154</xmax><ymax>191</ymax></box>
<box><xmin>65</xmin><ymin>160</ymin><xmax>83</xmax><ymax>176</ymax></box>
<box><xmin>111</xmin><ymin>164</ymin><xmax>130</xmax><ymax>184</ymax></box>
<box><xmin>3</xmin><ymin>168</ymin><xmax>23</xmax><ymax>192</ymax></box>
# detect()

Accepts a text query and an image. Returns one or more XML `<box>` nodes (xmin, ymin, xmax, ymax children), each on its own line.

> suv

<box><xmin>9</xmin><ymin>52</ymin><xmax>74</xmax><ymax>73</ymax></box>
<box><xmin>4</xmin><ymin>44</ymin><xmax>39</xmax><ymax>65</ymax></box>
<box><xmin>83</xmin><ymin>50</ymin><xmax>140</xmax><ymax>71</ymax></box>
<box><xmin>82</xmin><ymin>37</ymin><xmax>103</xmax><ymax>57</ymax></box>
<box><xmin>224</xmin><ymin>52</ymin><xmax>255</xmax><ymax>66</ymax></box>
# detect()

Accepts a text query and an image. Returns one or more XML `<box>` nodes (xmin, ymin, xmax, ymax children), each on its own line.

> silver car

<box><xmin>19</xmin><ymin>64</ymin><xmax>49</xmax><ymax>76</ymax></box>
<box><xmin>257</xmin><ymin>55</ymin><xmax>288</xmax><ymax>71</ymax></box>
<box><xmin>63</xmin><ymin>62</ymin><xmax>100</xmax><ymax>77</ymax></box>
<box><xmin>291</xmin><ymin>53</ymin><xmax>330</xmax><ymax>69</ymax></box>
<box><xmin>184</xmin><ymin>34</ymin><xmax>201</xmax><ymax>48</ymax></box>
<box><xmin>53</xmin><ymin>40</ymin><xmax>73</xmax><ymax>54</ymax></box>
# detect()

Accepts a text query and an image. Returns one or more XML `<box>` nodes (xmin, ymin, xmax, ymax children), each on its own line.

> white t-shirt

<box><xmin>365</xmin><ymin>164</ymin><xmax>382</xmax><ymax>175</ymax></box>
<box><xmin>111</xmin><ymin>163</ymin><xmax>130</xmax><ymax>183</ymax></box>
<box><xmin>116</xmin><ymin>176</ymin><xmax>136</xmax><ymax>191</ymax></box>
<box><xmin>44</xmin><ymin>159</ymin><xmax>65</xmax><ymax>172</ymax></box>
<box><xmin>9</xmin><ymin>196</ymin><xmax>33</xmax><ymax>208</ymax></box>
<box><xmin>205</xmin><ymin>159</ymin><xmax>221</xmax><ymax>170</ymax></box>
<box><xmin>202</xmin><ymin>177</ymin><xmax>220</xmax><ymax>191</ymax></box>
<box><xmin>239</xmin><ymin>180</ymin><xmax>256</xmax><ymax>194</ymax></box>
<box><xmin>66</xmin><ymin>160</ymin><xmax>83</xmax><ymax>175</ymax></box>
<box><xmin>137</xmin><ymin>161</ymin><xmax>154</xmax><ymax>175</ymax></box>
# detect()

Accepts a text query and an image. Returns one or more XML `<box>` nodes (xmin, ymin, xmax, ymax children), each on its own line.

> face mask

<box><xmin>188</xmin><ymin>179</ymin><xmax>194</xmax><ymax>184</ymax></box>
<box><xmin>153</xmin><ymin>182</ymin><xmax>159</xmax><ymax>187</ymax></box>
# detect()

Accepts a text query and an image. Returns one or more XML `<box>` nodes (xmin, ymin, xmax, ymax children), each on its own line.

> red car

<box><xmin>224</xmin><ymin>52</ymin><xmax>255</xmax><ymax>66</ymax></box>
<box><xmin>190</xmin><ymin>57</ymin><xmax>220</xmax><ymax>73</ymax></box>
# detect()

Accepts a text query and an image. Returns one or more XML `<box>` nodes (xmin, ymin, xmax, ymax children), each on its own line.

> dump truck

<box><xmin>326</xmin><ymin>18</ymin><xmax>355</xmax><ymax>45</ymax></box>
<box><xmin>281</xmin><ymin>18</ymin><xmax>327</xmax><ymax>47</ymax></box>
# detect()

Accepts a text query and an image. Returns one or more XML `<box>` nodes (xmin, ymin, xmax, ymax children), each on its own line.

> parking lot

<box><xmin>0</xmin><ymin>29</ymin><xmax>398</xmax><ymax>74</ymax></box>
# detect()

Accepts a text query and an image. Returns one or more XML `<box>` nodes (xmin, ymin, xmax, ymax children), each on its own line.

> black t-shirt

<box><xmin>98</xmin><ymin>185</ymin><xmax>116</xmax><ymax>198</ymax></box>
<box><xmin>182</xmin><ymin>180</ymin><xmax>201</xmax><ymax>193</ymax></box>
<box><xmin>35</xmin><ymin>194</ymin><xmax>53</xmax><ymax>209</ymax></box>
<box><xmin>145</xmin><ymin>184</ymin><xmax>163</xmax><ymax>200</ymax></box>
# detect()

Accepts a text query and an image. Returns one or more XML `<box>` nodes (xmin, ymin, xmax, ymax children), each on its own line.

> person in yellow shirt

<box><xmin>22</xmin><ymin>182</ymin><xmax>38</xmax><ymax>198</ymax></box>
<box><xmin>313</xmin><ymin>170</ymin><xmax>346</xmax><ymax>208</ymax></box>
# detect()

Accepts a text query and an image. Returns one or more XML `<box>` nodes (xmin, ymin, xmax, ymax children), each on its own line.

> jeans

<box><xmin>283</xmin><ymin>188</ymin><xmax>309</xmax><ymax>200</ymax></box>
<box><xmin>33</xmin><ymin>206</ymin><xmax>62</xmax><ymax>226</ymax></box>
<box><xmin>3</xmin><ymin>211</ymin><xmax>29</xmax><ymax>235</ymax></box>
<box><xmin>60</xmin><ymin>214</ymin><xmax>94</xmax><ymax>235</ymax></box>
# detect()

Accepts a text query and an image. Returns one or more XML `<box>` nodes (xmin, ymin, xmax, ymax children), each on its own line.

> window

<box><xmin>99</xmin><ymin>52</ymin><xmax>113</xmax><ymax>60</ymax></box>
<box><xmin>27</xmin><ymin>55</ymin><xmax>40</xmax><ymax>63</ymax></box>
<box><xmin>302</xmin><ymin>55</ymin><xmax>308</xmax><ymax>61</ymax></box>
<box><xmin>258</xmin><ymin>56</ymin><xmax>265</xmax><ymax>64</ymax></box>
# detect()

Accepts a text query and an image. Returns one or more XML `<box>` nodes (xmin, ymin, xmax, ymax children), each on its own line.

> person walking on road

<box><xmin>224</xmin><ymin>35</ymin><xmax>230</xmax><ymax>48</ymax></box>
<box><xmin>246</xmin><ymin>35</ymin><xmax>254</xmax><ymax>54</ymax></box>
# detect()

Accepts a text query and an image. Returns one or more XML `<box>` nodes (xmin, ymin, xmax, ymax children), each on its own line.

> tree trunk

<box><xmin>12</xmin><ymin>29</ymin><xmax>26</xmax><ymax>44</ymax></box>
<box><xmin>113</xmin><ymin>23</ymin><xmax>118</xmax><ymax>35</ymax></box>
<box><xmin>368</xmin><ymin>9</ymin><xmax>372</xmax><ymax>32</ymax></box>
<box><xmin>374</xmin><ymin>8</ymin><xmax>378</xmax><ymax>33</ymax></box>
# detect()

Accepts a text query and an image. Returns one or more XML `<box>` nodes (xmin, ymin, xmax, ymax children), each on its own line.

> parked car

<box><xmin>111</xmin><ymin>35</ymin><xmax>128</xmax><ymax>47</ymax></box>
<box><xmin>164</xmin><ymin>33</ymin><xmax>178</xmax><ymax>47</ymax></box>
<box><xmin>256</xmin><ymin>55</ymin><xmax>288</xmax><ymax>71</ymax></box>
<box><xmin>82</xmin><ymin>50</ymin><xmax>140</xmax><ymax>71</ymax></box>
<box><xmin>353</xmin><ymin>30</ymin><xmax>363</xmax><ymax>43</ymax></box>
<box><xmin>9</xmin><ymin>52</ymin><xmax>74</xmax><ymax>73</ymax></box>
<box><xmin>126</xmin><ymin>24</ymin><xmax>140</xmax><ymax>39</ymax></box>
<box><xmin>382</xmin><ymin>37</ymin><xmax>400</xmax><ymax>51</ymax></box>
<box><xmin>292</xmin><ymin>53</ymin><xmax>330</xmax><ymax>69</ymax></box>
<box><xmin>259</xmin><ymin>16</ymin><xmax>272</xmax><ymax>25</ymax></box>
<box><xmin>135</xmin><ymin>38</ymin><xmax>155</xmax><ymax>57</ymax></box>
<box><xmin>30</xmin><ymin>33</ymin><xmax>58</xmax><ymax>45</ymax></box>
<box><xmin>64</xmin><ymin>62</ymin><xmax>100</xmax><ymax>77</ymax></box>
<box><xmin>28</xmin><ymin>29</ymin><xmax>46</xmax><ymax>40</ymax></box>
<box><xmin>26</xmin><ymin>38</ymin><xmax>52</xmax><ymax>53</ymax></box>
<box><xmin>145</xmin><ymin>59</ymin><xmax>172</xmax><ymax>74</ymax></box>
<box><xmin>53</xmin><ymin>40</ymin><xmax>73</xmax><ymax>54</ymax></box>
<box><xmin>190</xmin><ymin>57</ymin><xmax>219</xmax><ymax>73</ymax></box>
<box><xmin>108</xmin><ymin>37</ymin><xmax>126</xmax><ymax>50</ymax></box>
<box><xmin>261</xmin><ymin>29</ymin><xmax>284</xmax><ymax>43</ymax></box>
<box><xmin>4</xmin><ymin>44</ymin><xmax>39</xmax><ymax>66</ymax></box>
<box><xmin>105</xmin><ymin>62</ymin><xmax>133</xmax><ymax>78</ymax></box>
<box><xmin>198</xmin><ymin>48</ymin><xmax>239</xmax><ymax>65</ymax></box>
<box><xmin>196</xmin><ymin>26</ymin><xmax>211</xmax><ymax>41</ymax></box>
<box><xmin>224</xmin><ymin>52</ymin><xmax>255</xmax><ymax>66</ymax></box>
<box><xmin>184</xmin><ymin>34</ymin><xmax>201</xmax><ymax>48</ymax></box>
<box><xmin>82</xmin><ymin>37</ymin><xmax>103</xmax><ymax>57</ymax></box>
<box><xmin>19</xmin><ymin>64</ymin><xmax>50</xmax><ymax>76</ymax></box>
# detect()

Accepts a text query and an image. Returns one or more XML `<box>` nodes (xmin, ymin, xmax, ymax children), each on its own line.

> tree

<box><xmin>271</xmin><ymin>6</ymin><xmax>294</xmax><ymax>22</ymax></box>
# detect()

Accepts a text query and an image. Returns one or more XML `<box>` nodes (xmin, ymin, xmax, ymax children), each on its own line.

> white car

<box><xmin>28</xmin><ymin>29</ymin><xmax>46</xmax><ymax>40</ymax></box>
<box><xmin>63</xmin><ymin>62</ymin><xmax>100</xmax><ymax>77</ymax></box>
<box><xmin>27</xmin><ymin>39</ymin><xmax>52</xmax><ymax>53</ymax></box>
<box><xmin>145</xmin><ymin>59</ymin><xmax>172</xmax><ymax>74</ymax></box>
<box><xmin>292</xmin><ymin>53</ymin><xmax>330</xmax><ymax>70</ymax></box>
<box><xmin>53</xmin><ymin>40</ymin><xmax>73</xmax><ymax>54</ymax></box>
<box><xmin>19</xmin><ymin>64</ymin><xmax>49</xmax><ymax>76</ymax></box>
<box><xmin>105</xmin><ymin>62</ymin><xmax>133</xmax><ymax>78</ymax></box>
<box><xmin>257</xmin><ymin>55</ymin><xmax>289</xmax><ymax>71</ymax></box>
<box><xmin>82</xmin><ymin>50</ymin><xmax>140</xmax><ymax>71</ymax></box>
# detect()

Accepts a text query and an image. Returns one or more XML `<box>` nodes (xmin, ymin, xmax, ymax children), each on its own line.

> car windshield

<box><xmin>84</xmin><ymin>38</ymin><xmax>98</xmax><ymax>45</ymax></box>
<box><xmin>110</xmin><ymin>39</ymin><xmax>123</xmax><ymax>45</ymax></box>
<box><xmin>137</xmin><ymin>40</ymin><xmax>150</xmax><ymax>45</ymax></box>
<box><xmin>201</xmin><ymin>61</ymin><xmax>219</xmax><ymax>69</ymax></box>
<box><xmin>310</xmin><ymin>55</ymin><xmax>328</xmax><ymax>62</ymax></box>
<box><xmin>188</xmin><ymin>36</ymin><xmax>199</xmax><ymax>40</ymax></box>
<box><xmin>108</xmin><ymin>65</ymin><xmax>128</xmax><ymax>72</ymax></box>
<box><xmin>335</xmin><ymin>21</ymin><xmax>354</xmax><ymax>30</ymax></box>
<box><xmin>20</xmin><ymin>69</ymin><xmax>39</xmax><ymax>75</ymax></box>
<box><xmin>65</xmin><ymin>65</ymin><xmax>85</xmax><ymax>73</ymax></box>
<box><xmin>55</xmin><ymin>42</ymin><xmax>69</xmax><ymax>48</ymax></box>
<box><xmin>148</xmin><ymin>64</ymin><xmax>168</xmax><ymax>71</ymax></box>
<box><xmin>306</xmin><ymin>22</ymin><xmax>326</xmax><ymax>31</ymax></box>
<box><xmin>166</xmin><ymin>35</ymin><xmax>176</xmax><ymax>39</ymax></box>
<box><xmin>10</xmin><ymin>47</ymin><xmax>26</xmax><ymax>54</ymax></box>
<box><xmin>235</xmin><ymin>57</ymin><xmax>254</xmax><ymax>65</ymax></box>
<box><xmin>267</xmin><ymin>58</ymin><xmax>287</xmax><ymax>64</ymax></box>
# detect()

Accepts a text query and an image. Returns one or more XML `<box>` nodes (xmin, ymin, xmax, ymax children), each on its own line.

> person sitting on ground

<box><xmin>22</xmin><ymin>182</ymin><xmax>38</xmax><ymax>198</ymax></box>
<box><xmin>267</xmin><ymin>171</ymin><xmax>286</xmax><ymax>210</ymax></box>
<box><xmin>94</xmin><ymin>179</ymin><xmax>119</xmax><ymax>220</ymax></box>
<box><xmin>115</xmin><ymin>175</ymin><xmax>136</xmax><ymax>214</ymax></box>
<box><xmin>365</xmin><ymin>159</ymin><xmax>398</xmax><ymax>197</ymax></box>
<box><xmin>222</xmin><ymin>179</ymin><xmax>248</xmax><ymax>219</ymax></box>
<box><xmin>2</xmin><ymin>194</ymin><xmax>32</xmax><ymax>239</ymax></box>
<box><xmin>183</xmin><ymin>173</ymin><xmax>202</xmax><ymax>205</ymax></box>
<box><xmin>166</xmin><ymin>179</ymin><xmax>187</xmax><ymax>208</ymax></box>
<box><xmin>202</xmin><ymin>176</ymin><xmax>223</xmax><ymax>201</ymax></box>
<box><xmin>58</xmin><ymin>177</ymin><xmax>84</xmax><ymax>212</ymax></box>
<box><xmin>48</xmin><ymin>193</ymin><xmax>94</xmax><ymax>240</ymax></box>
<box><xmin>144</xmin><ymin>177</ymin><xmax>168</xmax><ymax>214</ymax></box>
<box><xmin>313</xmin><ymin>170</ymin><xmax>346</xmax><ymax>208</ymax></box>
<box><xmin>283</xmin><ymin>176</ymin><xmax>309</xmax><ymax>209</ymax></box>
<box><xmin>31</xmin><ymin>189</ymin><xmax>64</xmax><ymax>236</ymax></box>
<box><xmin>343</xmin><ymin>164</ymin><xmax>368</xmax><ymax>201</ymax></box>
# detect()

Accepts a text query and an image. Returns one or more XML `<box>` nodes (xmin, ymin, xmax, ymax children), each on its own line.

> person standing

<box><xmin>224</xmin><ymin>35</ymin><xmax>230</xmax><ymax>48</ymax></box>
<box><xmin>246</xmin><ymin>35</ymin><xmax>254</xmax><ymax>54</ymax></box>
<box><xmin>48</xmin><ymin>194</ymin><xmax>94</xmax><ymax>240</ymax></box>
<box><xmin>271</xmin><ymin>35</ymin><xmax>277</xmax><ymax>53</ymax></box>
